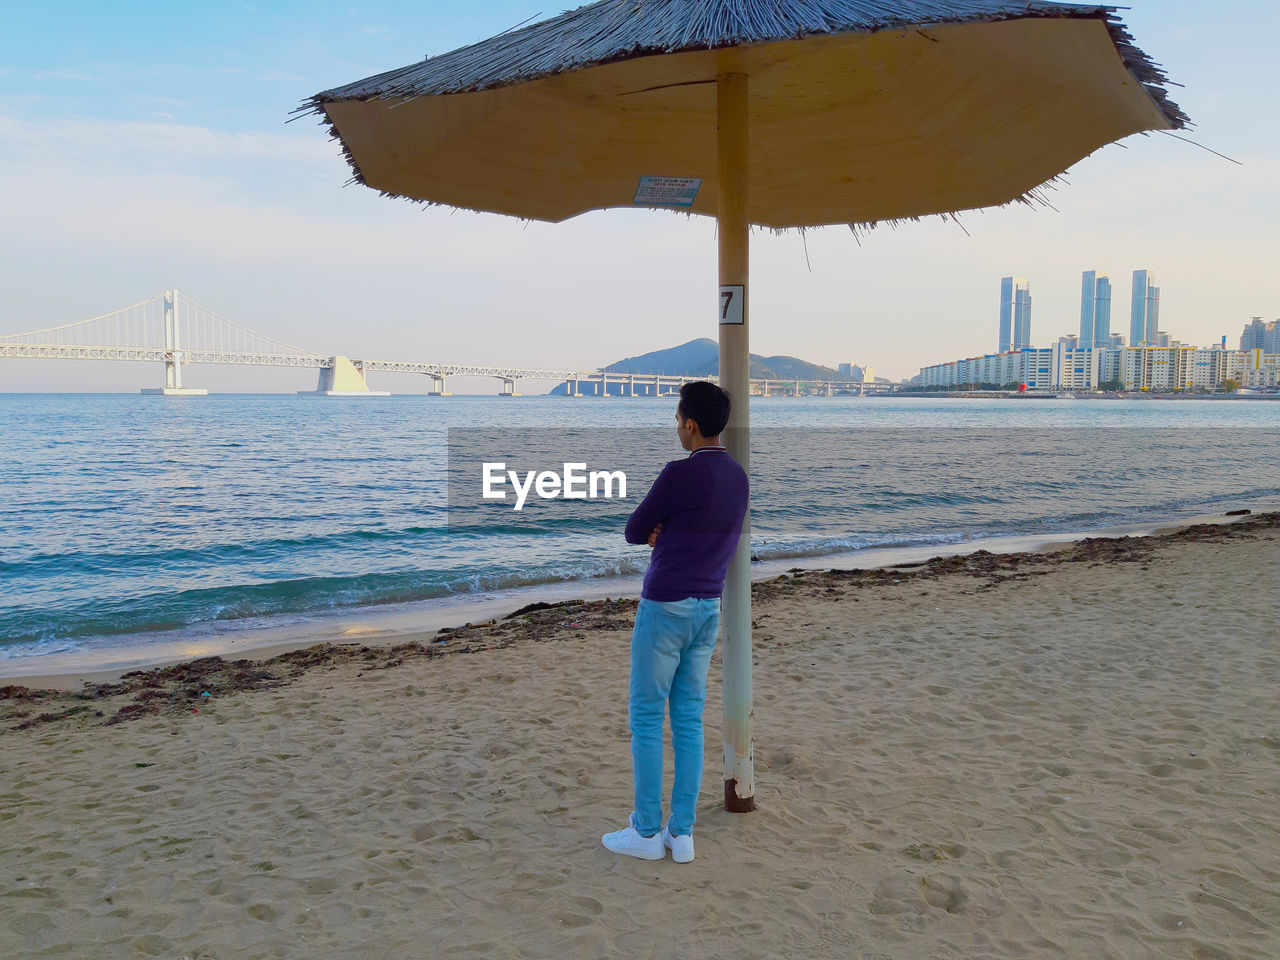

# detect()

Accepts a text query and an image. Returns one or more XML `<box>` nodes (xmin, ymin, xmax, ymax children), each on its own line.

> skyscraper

<box><xmin>999</xmin><ymin>277</ymin><xmax>1032</xmax><ymax>352</ymax></box>
<box><xmin>1015</xmin><ymin>282</ymin><xmax>1032</xmax><ymax>351</ymax></box>
<box><xmin>1079</xmin><ymin>271</ymin><xmax>1112</xmax><ymax>348</ymax></box>
<box><xmin>1079</xmin><ymin>271</ymin><xmax>1095</xmax><ymax>347</ymax></box>
<box><xmin>1240</xmin><ymin>318</ymin><xmax>1280</xmax><ymax>352</ymax></box>
<box><xmin>1131</xmin><ymin>270</ymin><xmax>1160</xmax><ymax>346</ymax></box>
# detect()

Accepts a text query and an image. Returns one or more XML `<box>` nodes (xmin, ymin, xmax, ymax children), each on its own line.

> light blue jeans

<box><xmin>629</xmin><ymin>595</ymin><xmax>720</xmax><ymax>838</ymax></box>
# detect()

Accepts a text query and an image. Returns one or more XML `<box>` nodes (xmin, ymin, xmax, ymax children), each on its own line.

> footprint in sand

<box><xmin>919</xmin><ymin>875</ymin><xmax>969</xmax><ymax>913</ymax></box>
<box><xmin>131</xmin><ymin>934</ymin><xmax>174</xmax><ymax>955</ymax></box>
<box><xmin>8</xmin><ymin>913</ymin><xmax>55</xmax><ymax>937</ymax></box>
<box><xmin>556</xmin><ymin>895</ymin><xmax>605</xmax><ymax>928</ymax></box>
<box><xmin>902</xmin><ymin>842</ymin><xmax>966</xmax><ymax>862</ymax></box>
<box><xmin>870</xmin><ymin>873</ymin><xmax>972</xmax><ymax>917</ymax></box>
<box><xmin>869</xmin><ymin>877</ymin><xmax>925</xmax><ymax>916</ymax></box>
<box><xmin>300</xmin><ymin>876</ymin><xmax>338</xmax><ymax>895</ymax></box>
<box><xmin>766</xmin><ymin>747</ymin><xmax>816</xmax><ymax>775</ymax></box>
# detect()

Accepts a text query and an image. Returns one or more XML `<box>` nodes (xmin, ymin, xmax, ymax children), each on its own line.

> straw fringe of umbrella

<box><xmin>295</xmin><ymin>0</ymin><xmax>1186</xmax><ymax>231</ymax></box>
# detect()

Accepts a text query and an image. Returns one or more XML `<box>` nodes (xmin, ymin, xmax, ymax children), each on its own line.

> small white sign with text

<box><xmin>719</xmin><ymin>285</ymin><xmax>744</xmax><ymax>325</ymax></box>
<box><xmin>634</xmin><ymin>176</ymin><xmax>701</xmax><ymax>207</ymax></box>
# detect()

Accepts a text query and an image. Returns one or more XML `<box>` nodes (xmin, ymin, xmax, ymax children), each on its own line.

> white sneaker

<box><xmin>661</xmin><ymin>823</ymin><xmax>695</xmax><ymax>863</ymax></box>
<box><xmin>602</xmin><ymin>814</ymin><xmax>665</xmax><ymax>860</ymax></box>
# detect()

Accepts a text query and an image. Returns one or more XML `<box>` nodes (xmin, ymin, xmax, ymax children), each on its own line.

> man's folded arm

<box><xmin>624</xmin><ymin>463</ymin><xmax>675</xmax><ymax>544</ymax></box>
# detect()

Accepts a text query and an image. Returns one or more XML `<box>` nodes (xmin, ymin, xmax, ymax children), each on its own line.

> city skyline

<box><xmin>920</xmin><ymin>335</ymin><xmax>1280</xmax><ymax>392</ymax></box>
<box><xmin>1</xmin><ymin>2</ymin><xmax>1278</xmax><ymax>391</ymax></box>
<box><xmin>926</xmin><ymin>297</ymin><xmax>1279</xmax><ymax>392</ymax></box>
<box><xmin>986</xmin><ymin>265</ymin><xmax>1254</xmax><ymax>356</ymax></box>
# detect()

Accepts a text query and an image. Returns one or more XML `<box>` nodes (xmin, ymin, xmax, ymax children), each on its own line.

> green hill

<box><xmin>548</xmin><ymin>339</ymin><xmax>840</xmax><ymax>394</ymax></box>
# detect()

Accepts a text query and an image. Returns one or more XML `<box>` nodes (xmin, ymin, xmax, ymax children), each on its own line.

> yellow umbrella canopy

<box><xmin>304</xmin><ymin>1</ymin><xmax>1185</xmax><ymax>227</ymax></box>
<box><xmin>303</xmin><ymin>0</ymin><xmax>1184</xmax><ymax>814</ymax></box>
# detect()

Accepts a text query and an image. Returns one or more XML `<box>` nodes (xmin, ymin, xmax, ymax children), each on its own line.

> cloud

<box><xmin>30</xmin><ymin>69</ymin><xmax>97</xmax><ymax>83</ymax></box>
<box><xmin>0</xmin><ymin>106</ymin><xmax>324</xmax><ymax>167</ymax></box>
<box><xmin>257</xmin><ymin>72</ymin><xmax>310</xmax><ymax>85</ymax></box>
<box><xmin>0</xmin><ymin>107</ymin><xmax>710</xmax><ymax>377</ymax></box>
<box><xmin>0</xmin><ymin>104</ymin><xmax>1277</xmax><ymax>386</ymax></box>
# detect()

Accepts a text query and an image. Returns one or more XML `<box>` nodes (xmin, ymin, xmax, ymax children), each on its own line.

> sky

<box><xmin>1</xmin><ymin>1</ymin><xmax>1277</xmax><ymax>392</ymax></box>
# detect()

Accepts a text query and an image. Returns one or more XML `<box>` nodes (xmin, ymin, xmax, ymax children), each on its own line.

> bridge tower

<box><xmin>141</xmin><ymin>289</ymin><xmax>207</xmax><ymax>396</ymax></box>
<box><xmin>302</xmin><ymin>356</ymin><xmax>391</xmax><ymax>396</ymax></box>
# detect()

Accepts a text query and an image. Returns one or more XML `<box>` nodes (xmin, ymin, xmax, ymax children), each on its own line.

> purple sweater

<box><xmin>624</xmin><ymin>446</ymin><xmax>750</xmax><ymax>601</ymax></box>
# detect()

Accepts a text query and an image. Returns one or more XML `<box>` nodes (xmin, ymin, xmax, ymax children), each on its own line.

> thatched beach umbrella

<box><xmin>302</xmin><ymin>0</ymin><xmax>1184</xmax><ymax>813</ymax></box>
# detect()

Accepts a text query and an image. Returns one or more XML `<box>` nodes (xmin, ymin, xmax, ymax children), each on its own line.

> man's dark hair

<box><xmin>678</xmin><ymin>380</ymin><xmax>731</xmax><ymax>437</ymax></box>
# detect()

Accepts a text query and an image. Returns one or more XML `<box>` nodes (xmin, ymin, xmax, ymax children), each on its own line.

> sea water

<box><xmin>2</xmin><ymin>393</ymin><xmax>1278</xmax><ymax>667</ymax></box>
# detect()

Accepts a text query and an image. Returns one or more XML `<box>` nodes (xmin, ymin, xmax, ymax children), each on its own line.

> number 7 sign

<box><xmin>719</xmin><ymin>285</ymin><xmax>744</xmax><ymax>325</ymax></box>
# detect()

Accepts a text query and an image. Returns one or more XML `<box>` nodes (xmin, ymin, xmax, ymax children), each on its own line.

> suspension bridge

<box><xmin>0</xmin><ymin>290</ymin><xmax>890</xmax><ymax>397</ymax></box>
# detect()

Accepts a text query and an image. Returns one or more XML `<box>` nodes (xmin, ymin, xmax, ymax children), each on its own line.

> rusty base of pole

<box><xmin>724</xmin><ymin>780</ymin><xmax>756</xmax><ymax>813</ymax></box>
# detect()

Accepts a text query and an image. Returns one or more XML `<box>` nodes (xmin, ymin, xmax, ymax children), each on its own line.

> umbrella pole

<box><xmin>717</xmin><ymin>72</ymin><xmax>755</xmax><ymax>813</ymax></box>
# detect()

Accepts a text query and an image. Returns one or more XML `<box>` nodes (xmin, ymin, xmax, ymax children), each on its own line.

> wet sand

<box><xmin>7</xmin><ymin>504</ymin><xmax>1270</xmax><ymax>689</ymax></box>
<box><xmin>3</xmin><ymin>515</ymin><xmax>1278</xmax><ymax>958</ymax></box>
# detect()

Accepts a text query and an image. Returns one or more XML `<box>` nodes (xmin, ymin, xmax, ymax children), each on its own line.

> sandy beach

<box><xmin>3</xmin><ymin>515</ymin><xmax>1278</xmax><ymax>959</ymax></box>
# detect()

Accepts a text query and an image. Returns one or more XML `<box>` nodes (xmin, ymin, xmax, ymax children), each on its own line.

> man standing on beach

<box><xmin>602</xmin><ymin>381</ymin><xmax>749</xmax><ymax>864</ymax></box>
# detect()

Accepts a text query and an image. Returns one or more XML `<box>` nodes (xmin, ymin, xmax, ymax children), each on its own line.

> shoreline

<box><xmin>4</xmin><ymin>507</ymin><xmax>1274</xmax><ymax>698</ymax></box>
<box><xmin>3</xmin><ymin>500</ymin><xmax>1274</xmax><ymax>689</ymax></box>
<box><xmin>898</xmin><ymin>391</ymin><xmax>1280</xmax><ymax>400</ymax></box>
